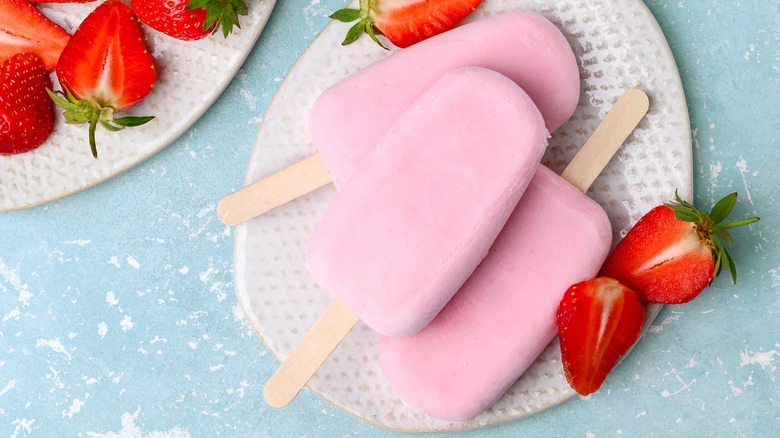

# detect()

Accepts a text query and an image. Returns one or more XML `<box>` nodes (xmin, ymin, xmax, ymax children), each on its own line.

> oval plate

<box><xmin>0</xmin><ymin>0</ymin><xmax>276</xmax><ymax>211</ymax></box>
<box><xmin>236</xmin><ymin>0</ymin><xmax>691</xmax><ymax>432</ymax></box>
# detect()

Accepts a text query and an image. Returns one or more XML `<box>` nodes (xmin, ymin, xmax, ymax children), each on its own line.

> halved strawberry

<box><xmin>556</xmin><ymin>277</ymin><xmax>645</xmax><ymax>396</ymax></box>
<box><xmin>600</xmin><ymin>191</ymin><xmax>760</xmax><ymax>304</ymax></box>
<box><xmin>131</xmin><ymin>0</ymin><xmax>248</xmax><ymax>41</ymax></box>
<box><xmin>0</xmin><ymin>53</ymin><xmax>53</xmax><ymax>154</ymax></box>
<box><xmin>48</xmin><ymin>0</ymin><xmax>156</xmax><ymax>158</ymax></box>
<box><xmin>331</xmin><ymin>0</ymin><xmax>482</xmax><ymax>49</ymax></box>
<box><xmin>0</xmin><ymin>0</ymin><xmax>70</xmax><ymax>70</ymax></box>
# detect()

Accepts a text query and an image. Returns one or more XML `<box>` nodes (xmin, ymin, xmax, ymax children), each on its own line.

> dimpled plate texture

<box><xmin>0</xmin><ymin>0</ymin><xmax>276</xmax><ymax>211</ymax></box>
<box><xmin>235</xmin><ymin>0</ymin><xmax>691</xmax><ymax>432</ymax></box>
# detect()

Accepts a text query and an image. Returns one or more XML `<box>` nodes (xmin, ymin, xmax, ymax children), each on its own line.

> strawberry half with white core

<box><xmin>0</xmin><ymin>0</ymin><xmax>71</xmax><ymax>70</ymax></box>
<box><xmin>600</xmin><ymin>191</ymin><xmax>760</xmax><ymax>304</ymax></box>
<box><xmin>48</xmin><ymin>0</ymin><xmax>156</xmax><ymax>158</ymax></box>
<box><xmin>331</xmin><ymin>0</ymin><xmax>482</xmax><ymax>49</ymax></box>
<box><xmin>132</xmin><ymin>0</ymin><xmax>249</xmax><ymax>41</ymax></box>
<box><xmin>0</xmin><ymin>53</ymin><xmax>53</xmax><ymax>154</ymax></box>
<box><xmin>556</xmin><ymin>277</ymin><xmax>645</xmax><ymax>396</ymax></box>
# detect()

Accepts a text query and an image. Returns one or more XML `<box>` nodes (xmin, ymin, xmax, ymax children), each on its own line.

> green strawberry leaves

<box><xmin>48</xmin><ymin>87</ymin><xmax>154</xmax><ymax>158</ymax></box>
<box><xmin>330</xmin><ymin>0</ymin><xmax>388</xmax><ymax>50</ymax></box>
<box><xmin>666</xmin><ymin>190</ymin><xmax>759</xmax><ymax>284</ymax></box>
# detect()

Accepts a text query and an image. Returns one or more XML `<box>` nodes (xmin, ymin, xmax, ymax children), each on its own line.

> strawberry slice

<box><xmin>48</xmin><ymin>0</ymin><xmax>157</xmax><ymax>158</ymax></box>
<box><xmin>600</xmin><ymin>192</ymin><xmax>760</xmax><ymax>304</ymax></box>
<box><xmin>0</xmin><ymin>0</ymin><xmax>71</xmax><ymax>70</ymax></box>
<box><xmin>0</xmin><ymin>53</ymin><xmax>53</xmax><ymax>154</ymax></box>
<box><xmin>131</xmin><ymin>0</ymin><xmax>248</xmax><ymax>41</ymax></box>
<box><xmin>556</xmin><ymin>277</ymin><xmax>645</xmax><ymax>396</ymax></box>
<box><xmin>331</xmin><ymin>0</ymin><xmax>482</xmax><ymax>49</ymax></box>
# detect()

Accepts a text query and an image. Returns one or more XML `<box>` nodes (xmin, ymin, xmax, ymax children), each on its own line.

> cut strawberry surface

<box><xmin>0</xmin><ymin>53</ymin><xmax>53</xmax><ymax>154</ymax></box>
<box><xmin>556</xmin><ymin>277</ymin><xmax>645</xmax><ymax>396</ymax></box>
<box><xmin>49</xmin><ymin>0</ymin><xmax>156</xmax><ymax>158</ymax></box>
<box><xmin>0</xmin><ymin>0</ymin><xmax>70</xmax><ymax>70</ymax></box>
<box><xmin>331</xmin><ymin>0</ymin><xmax>482</xmax><ymax>49</ymax></box>
<box><xmin>600</xmin><ymin>191</ymin><xmax>760</xmax><ymax>304</ymax></box>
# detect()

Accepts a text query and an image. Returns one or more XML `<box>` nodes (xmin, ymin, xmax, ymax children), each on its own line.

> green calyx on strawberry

<box><xmin>49</xmin><ymin>0</ymin><xmax>157</xmax><ymax>158</ymax></box>
<box><xmin>600</xmin><ymin>191</ymin><xmax>760</xmax><ymax>304</ymax></box>
<box><xmin>187</xmin><ymin>0</ymin><xmax>248</xmax><ymax>37</ymax></box>
<box><xmin>48</xmin><ymin>87</ymin><xmax>153</xmax><ymax>158</ymax></box>
<box><xmin>556</xmin><ymin>277</ymin><xmax>645</xmax><ymax>396</ymax></box>
<box><xmin>331</xmin><ymin>0</ymin><xmax>482</xmax><ymax>50</ymax></box>
<box><xmin>0</xmin><ymin>53</ymin><xmax>54</xmax><ymax>155</ymax></box>
<box><xmin>132</xmin><ymin>0</ymin><xmax>248</xmax><ymax>41</ymax></box>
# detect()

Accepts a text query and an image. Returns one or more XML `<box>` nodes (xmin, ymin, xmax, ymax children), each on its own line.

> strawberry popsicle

<box><xmin>217</xmin><ymin>10</ymin><xmax>579</xmax><ymax>225</ymax></box>
<box><xmin>378</xmin><ymin>166</ymin><xmax>612</xmax><ymax>420</ymax></box>
<box><xmin>377</xmin><ymin>89</ymin><xmax>649</xmax><ymax>421</ymax></box>
<box><xmin>306</xmin><ymin>66</ymin><xmax>548</xmax><ymax>337</ymax></box>
<box><xmin>309</xmin><ymin>10</ymin><xmax>579</xmax><ymax>188</ymax></box>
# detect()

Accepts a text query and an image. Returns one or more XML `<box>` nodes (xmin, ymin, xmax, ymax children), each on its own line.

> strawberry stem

<box><xmin>48</xmin><ymin>86</ymin><xmax>154</xmax><ymax>159</ymax></box>
<box><xmin>89</xmin><ymin>112</ymin><xmax>99</xmax><ymax>158</ymax></box>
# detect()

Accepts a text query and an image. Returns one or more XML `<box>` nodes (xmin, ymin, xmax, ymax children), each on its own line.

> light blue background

<box><xmin>1</xmin><ymin>1</ymin><xmax>778</xmax><ymax>436</ymax></box>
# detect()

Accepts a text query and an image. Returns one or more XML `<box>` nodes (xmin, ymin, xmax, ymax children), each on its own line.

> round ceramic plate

<box><xmin>0</xmin><ymin>0</ymin><xmax>276</xmax><ymax>211</ymax></box>
<box><xmin>235</xmin><ymin>0</ymin><xmax>691</xmax><ymax>432</ymax></box>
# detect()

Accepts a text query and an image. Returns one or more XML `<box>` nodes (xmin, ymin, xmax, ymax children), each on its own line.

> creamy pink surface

<box><xmin>308</xmin><ymin>10</ymin><xmax>579</xmax><ymax>188</ymax></box>
<box><xmin>378</xmin><ymin>166</ymin><xmax>612</xmax><ymax>420</ymax></box>
<box><xmin>306</xmin><ymin>67</ymin><xmax>548</xmax><ymax>337</ymax></box>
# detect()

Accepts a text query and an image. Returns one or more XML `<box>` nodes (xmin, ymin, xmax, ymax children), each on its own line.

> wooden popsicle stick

<box><xmin>217</xmin><ymin>154</ymin><xmax>332</xmax><ymax>226</ymax></box>
<box><xmin>263</xmin><ymin>300</ymin><xmax>359</xmax><ymax>408</ymax></box>
<box><xmin>561</xmin><ymin>89</ymin><xmax>649</xmax><ymax>192</ymax></box>
<box><xmin>262</xmin><ymin>89</ymin><xmax>649</xmax><ymax>408</ymax></box>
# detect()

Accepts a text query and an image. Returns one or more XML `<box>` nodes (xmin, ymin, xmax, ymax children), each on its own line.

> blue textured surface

<box><xmin>1</xmin><ymin>1</ymin><xmax>778</xmax><ymax>436</ymax></box>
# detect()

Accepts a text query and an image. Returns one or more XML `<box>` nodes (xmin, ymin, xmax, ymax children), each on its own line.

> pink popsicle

<box><xmin>217</xmin><ymin>10</ymin><xmax>579</xmax><ymax>226</ymax></box>
<box><xmin>378</xmin><ymin>165</ymin><xmax>612</xmax><ymax>420</ymax></box>
<box><xmin>309</xmin><ymin>10</ymin><xmax>579</xmax><ymax>188</ymax></box>
<box><xmin>306</xmin><ymin>67</ymin><xmax>548</xmax><ymax>337</ymax></box>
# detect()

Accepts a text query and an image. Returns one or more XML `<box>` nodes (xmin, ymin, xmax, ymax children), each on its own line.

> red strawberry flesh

<box><xmin>556</xmin><ymin>277</ymin><xmax>645</xmax><ymax>395</ymax></box>
<box><xmin>56</xmin><ymin>0</ymin><xmax>156</xmax><ymax>112</ymax></box>
<box><xmin>0</xmin><ymin>0</ymin><xmax>70</xmax><ymax>70</ymax></box>
<box><xmin>601</xmin><ymin>205</ymin><xmax>714</xmax><ymax>304</ymax></box>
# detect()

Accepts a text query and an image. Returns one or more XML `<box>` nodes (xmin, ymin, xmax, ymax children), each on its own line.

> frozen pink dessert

<box><xmin>378</xmin><ymin>166</ymin><xmax>613</xmax><ymax>420</ymax></box>
<box><xmin>308</xmin><ymin>10</ymin><xmax>579</xmax><ymax>188</ymax></box>
<box><xmin>306</xmin><ymin>67</ymin><xmax>548</xmax><ymax>337</ymax></box>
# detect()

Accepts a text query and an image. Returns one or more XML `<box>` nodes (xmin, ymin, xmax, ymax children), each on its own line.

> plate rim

<box><xmin>234</xmin><ymin>0</ymin><xmax>692</xmax><ymax>431</ymax></box>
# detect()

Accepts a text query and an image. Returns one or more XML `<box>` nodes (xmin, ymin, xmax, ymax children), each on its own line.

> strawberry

<box><xmin>48</xmin><ymin>0</ymin><xmax>156</xmax><ymax>158</ymax></box>
<box><xmin>132</xmin><ymin>0</ymin><xmax>248</xmax><ymax>41</ymax></box>
<box><xmin>600</xmin><ymin>191</ymin><xmax>760</xmax><ymax>304</ymax></box>
<box><xmin>0</xmin><ymin>53</ymin><xmax>53</xmax><ymax>154</ymax></box>
<box><xmin>0</xmin><ymin>0</ymin><xmax>71</xmax><ymax>70</ymax></box>
<box><xmin>556</xmin><ymin>277</ymin><xmax>645</xmax><ymax>396</ymax></box>
<box><xmin>331</xmin><ymin>0</ymin><xmax>482</xmax><ymax>49</ymax></box>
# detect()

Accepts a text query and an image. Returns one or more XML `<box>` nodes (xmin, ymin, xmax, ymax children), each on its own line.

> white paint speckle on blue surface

<box><xmin>1</xmin><ymin>1</ymin><xmax>778</xmax><ymax>436</ymax></box>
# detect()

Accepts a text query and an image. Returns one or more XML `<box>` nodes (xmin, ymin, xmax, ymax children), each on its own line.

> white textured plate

<box><xmin>0</xmin><ymin>0</ymin><xmax>276</xmax><ymax>211</ymax></box>
<box><xmin>235</xmin><ymin>0</ymin><xmax>691</xmax><ymax>432</ymax></box>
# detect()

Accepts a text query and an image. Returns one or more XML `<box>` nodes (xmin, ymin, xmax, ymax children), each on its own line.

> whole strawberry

<box><xmin>600</xmin><ymin>191</ymin><xmax>759</xmax><ymax>304</ymax></box>
<box><xmin>331</xmin><ymin>0</ymin><xmax>482</xmax><ymax>49</ymax></box>
<box><xmin>0</xmin><ymin>53</ymin><xmax>53</xmax><ymax>155</ymax></box>
<box><xmin>556</xmin><ymin>277</ymin><xmax>645</xmax><ymax>396</ymax></box>
<box><xmin>132</xmin><ymin>0</ymin><xmax>248</xmax><ymax>41</ymax></box>
<box><xmin>48</xmin><ymin>0</ymin><xmax>156</xmax><ymax>158</ymax></box>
